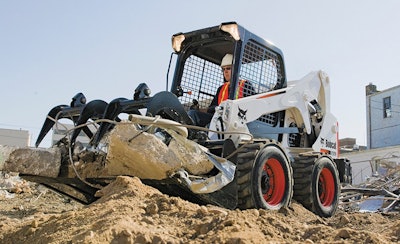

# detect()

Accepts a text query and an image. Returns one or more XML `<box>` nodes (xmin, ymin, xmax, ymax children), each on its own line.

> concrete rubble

<box><xmin>0</xmin><ymin>123</ymin><xmax>215</xmax><ymax>181</ymax></box>
<box><xmin>0</xmin><ymin>122</ymin><xmax>233</xmax><ymax>200</ymax></box>
<box><xmin>0</xmin><ymin>128</ymin><xmax>399</xmax><ymax>213</ymax></box>
<box><xmin>105</xmin><ymin>123</ymin><xmax>214</xmax><ymax>180</ymax></box>
<box><xmin>0</xmin><ymin>145</ymin><xmax>61</xmax><ymax>177</ymax></box>
<box><xmin>0</xmin><ymin>171</ymin><xmax>32</xmax><ymax>199</ymax></box>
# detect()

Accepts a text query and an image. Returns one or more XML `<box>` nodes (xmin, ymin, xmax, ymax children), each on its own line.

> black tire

<box><xmin>292</xmin><ymin>155</ymin><xmax>340</xmax><ymax>217</ymax></box>
<box><xmin>236</xmin><ymin>141</ymin><xmax>293</xmax><ymax>210</ymax></box>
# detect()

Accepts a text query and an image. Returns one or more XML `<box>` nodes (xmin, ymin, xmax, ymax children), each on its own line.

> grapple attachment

<box><xmin>36</xmin><ymin>83</ymin><xmax>157</xmax><ymax>148</ymax></box>
<box><xmin>35</xmin><ymin>92</ymin><xmax>110</xmax><ymax>147</ymax></box>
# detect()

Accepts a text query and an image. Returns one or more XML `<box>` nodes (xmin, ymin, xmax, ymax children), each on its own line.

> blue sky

<box><xmin>1</xmin><ymin>1</ymin><xmax>399</xmax><ymax>147</ymax></box>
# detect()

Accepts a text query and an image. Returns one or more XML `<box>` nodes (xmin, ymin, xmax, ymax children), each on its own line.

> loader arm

<box><xmin>209</xmin><ymin>70</ymin><xmax>338</xmax><ymax>156</ymax></box>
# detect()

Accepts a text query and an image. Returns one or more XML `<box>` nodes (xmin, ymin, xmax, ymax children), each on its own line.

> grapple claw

<box><xmin>147</xmin><ymin>91</ymin><xmax>194</xmax><ymax>125</ymax></box>
<box><xmin>89</xmin><ymin>83</ymin><xmax>152</xmax><ymax>146</ymax></box>
<box><xmin>90</xmin><ymin>98</ymin><xmax>126</xmax><ymax>146</ymax></box>
<box><xmin>91</xmin><ymin>97</ymin><xmax>143</xmax><ymax>147</ymax></box>
<box><xmin>70</xmin><ymin>99</ymin><xmax>108</xmax><ymax>146</ymax></box>
<box><xmin>70</xmin><ymin>93</ymin><xmax>87</xmax><ymax>107</ymax></box>
<box><xmin>35</xmin><ymin>105</ymin><xmax>69</xmax><ymax>147</ymax></box>
<box><xmin>35</xmin><ymin>93</ymin><xmax>87</xmax><ymax>147</ymax></box>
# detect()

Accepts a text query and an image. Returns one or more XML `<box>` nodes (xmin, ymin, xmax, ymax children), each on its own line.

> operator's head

<box><xmin>221</xmin><ymin>54</ymin><xmax>233</xmax><ymax>82</ymax></box>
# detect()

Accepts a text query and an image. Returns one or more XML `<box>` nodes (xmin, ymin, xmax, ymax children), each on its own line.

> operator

<box><xmin>188</xmin><ymin>53</ymin><xmax>255</xmax><ymax>127</ymax></box>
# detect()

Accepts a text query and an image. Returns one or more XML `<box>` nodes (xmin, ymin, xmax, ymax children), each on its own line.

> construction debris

<box><xmin>0</xmin><ymin>145</ymin><xmax>61</xmax><ymax>177</ymax></box>
<box><xmin>340</xmin><ymin>162</ymin><xmax>400</xmax><ymax>213</ymax></box>
<box><xmin>0</xmin><ymin>171</ymin><xmax>32</xmax><ymax>199</ymax></box>
<box><xmin>1</xmin><ymin>141</ymin><xmax>399</xmax><ymax>213</ymax></box>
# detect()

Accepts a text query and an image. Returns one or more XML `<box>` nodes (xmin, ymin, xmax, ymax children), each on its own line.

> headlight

<box><xmin>172</xmin><ymin>34</ymin><xmax>185</xmax><ymax>52</ymax></box>
<box><xmin>220</xmin><ymin>23</ymin><xmax>240</xmax><ymax>41</ymax></box>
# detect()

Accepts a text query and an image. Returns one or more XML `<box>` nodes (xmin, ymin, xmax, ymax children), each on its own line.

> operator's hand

<box><xmin>190</xmin><ymin>99</ymin><xmax>199</xmax><ymax>110</ymax></box>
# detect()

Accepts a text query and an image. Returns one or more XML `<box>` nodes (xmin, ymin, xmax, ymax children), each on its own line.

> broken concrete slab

<box><xmin>105</xmin><ymin>123</ymin><xmax>214</xmax><ymax>180</ymax></box>
<box><xmin>0</xmin><ymin>145</ymin><xmax>61</xmax><ymax>177</ymax></box>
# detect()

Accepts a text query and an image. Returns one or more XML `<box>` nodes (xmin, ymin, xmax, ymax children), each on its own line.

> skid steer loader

<box><xmin>26</xmin><ymin>22</ymin><xmax>351</xmax><ymax>217</ymax></box>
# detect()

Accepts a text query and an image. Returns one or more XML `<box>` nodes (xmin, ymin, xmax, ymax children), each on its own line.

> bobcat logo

<box><xmin>238</xmin><ymin>107</ymin><xmax>247</xmax><ymax>121</ymax></box>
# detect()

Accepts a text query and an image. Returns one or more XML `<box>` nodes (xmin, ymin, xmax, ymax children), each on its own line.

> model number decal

<box><xmin>320</xmin><ymin>138</ymin><xmax>336</xmax><ymax>149</ymax></box>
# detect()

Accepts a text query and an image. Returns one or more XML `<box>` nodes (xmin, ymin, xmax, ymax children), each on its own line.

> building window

<box><xmin>383</xmin><ymin>96</ymin><xmax>391</xmax><ymax>118</ymax></box>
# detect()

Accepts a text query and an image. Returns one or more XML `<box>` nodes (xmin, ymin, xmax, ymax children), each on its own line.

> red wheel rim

<box><xmin>318</xmin><ymin>168</ymin><xmax>335</xmax><ymax>206</ymax></box>
<box><xmin>262</xmin><ymin>158</ymin><xmax>286</xmax><ymax>205</ymax></box>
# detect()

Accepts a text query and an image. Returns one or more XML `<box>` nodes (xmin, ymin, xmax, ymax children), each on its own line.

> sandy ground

<box><xmin>0</xmin><ymin>174</ymin><xmax>399</xmax><ymax>244</ymax></box>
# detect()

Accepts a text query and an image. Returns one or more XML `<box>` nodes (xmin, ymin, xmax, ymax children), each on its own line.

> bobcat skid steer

<box><xmin>17</xmin><ymin>22</ymin><xmax>351</xmax><ymax>217</ymax></box>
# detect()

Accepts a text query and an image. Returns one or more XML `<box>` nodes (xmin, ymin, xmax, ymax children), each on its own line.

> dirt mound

<box><xmin>0</xmin><ymin>176</ymin><xmax>399</xmax><ymax>243</ymax></box>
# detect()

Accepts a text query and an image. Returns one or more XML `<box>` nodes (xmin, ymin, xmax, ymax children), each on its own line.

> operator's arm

<box><xmin>207</xmin><ymin>85</ymin><xmax>222</xmax><ymax>113</ymax></box>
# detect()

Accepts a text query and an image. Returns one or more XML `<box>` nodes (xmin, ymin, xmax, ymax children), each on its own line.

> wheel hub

<box><xmin>261</xmin><ymin>171</ymin><xmax>270</xmax><ymax>195</ymax></box>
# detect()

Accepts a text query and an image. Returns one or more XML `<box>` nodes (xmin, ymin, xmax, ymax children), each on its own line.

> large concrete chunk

<box><xmin>0</xmin><ymin>145</ymin><xmax>61</xmax><ymax>177</ymax></box>
<box><xmin>105</xmin><ymin>124</ymin><xmax>214</xmax><ymax>180</ymax></box>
